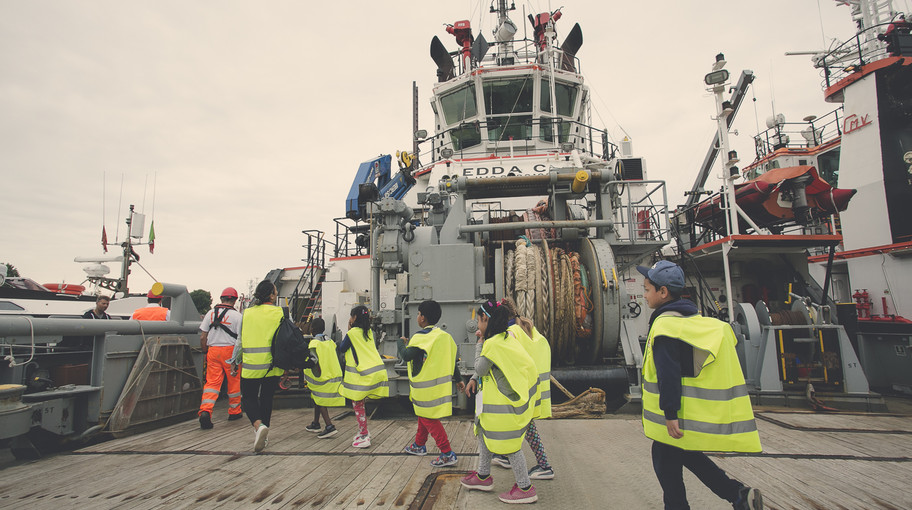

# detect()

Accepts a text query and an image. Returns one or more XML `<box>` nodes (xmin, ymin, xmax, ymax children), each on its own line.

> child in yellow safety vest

<box><xmin>337</xmin><ymin>305</ymin><xmax>389</xmax><ymax>448</ymax></box>
<box><xmin>461</xmin><ymin>300</ymin><xmax>539</xmax><ymax>505</ymax></box>
<box><xmin>303</xmin><ymin>317</ymin><xmax>343</xmax><ymax>439</ymax></box>
<box><xmin>490</xmin><ymin>297</ymin><xmax>554</xmax><ymax>480</ymax></box>
<box><xmin>400</xmin><ymin>300</ymin><xmax>465</xmax><ymax>467</ymax></box>
<box><xmin>639</xmin><ymin>260</ymin><xmax>763</xmax><ymax>510</ymax></box>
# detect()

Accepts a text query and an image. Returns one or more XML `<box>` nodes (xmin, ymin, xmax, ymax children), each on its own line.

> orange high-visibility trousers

<box><xmin>199</xmin><ymin>345</ymin><xmax>242</xmax><ymax>417</ymax></box>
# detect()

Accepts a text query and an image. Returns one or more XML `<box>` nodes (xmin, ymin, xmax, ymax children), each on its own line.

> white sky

<box><xmin>1</xmin><ymin>0</ymin><xmax>902</xmax><ymax>301</ymax></box>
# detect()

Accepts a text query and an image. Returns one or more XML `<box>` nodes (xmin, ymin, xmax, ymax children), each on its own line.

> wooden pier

<box><xmin>1</xmin><ymin>405</ymin><xmax>911</xmax><ymax>509</ymax></box>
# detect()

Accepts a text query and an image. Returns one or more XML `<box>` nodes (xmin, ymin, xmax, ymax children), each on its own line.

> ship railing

<box><xmin>448</xmin><ymin>37</ymin><xmax>583</xmax><ymax>77</ymax></box>
<box><xmin>287</xmin><ymin>230</ymin><xmax>328</xmax><ymax>323</ymax></box>
<box><xmin>332</xmin><ymin>217</ymin><xmax>371</xmax><ymax>259</ymax></box>
<box><xmin>604</xmin><ymin>180</ymin><xmax>671</xmax><ymax>249</ymax></box>
<box><xmin>751</xmin><ymin>107</ymin><xmax>843</xmax><ymax>163</ymax></box>
<box><xmin>414</xmin><ymin>117</ymin><xmax>617</xmax><ymax>167</ymax></box>
<box><xmin>815</xmin><ymin>18</ymin><xmax>909</xmax><ymax>89</ymax></box>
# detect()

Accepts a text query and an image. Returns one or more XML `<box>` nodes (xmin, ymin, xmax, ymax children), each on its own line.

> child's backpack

<box><xmin>270</xmin><ymin>314</ymin><xmax>315</xmax><ymax>371</ymax></box>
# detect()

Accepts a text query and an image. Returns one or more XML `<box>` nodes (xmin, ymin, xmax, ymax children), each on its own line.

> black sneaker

<box><xmin>305</xmin><ymin>421</ymin><xmax>321</xmax><ymax>433</ymax></box>
<box><xmin>734</xmin><ymin>486</ymin><xmax>763</xmax><ymax>510</ymax></box>
<box><xmin>228</xmin><ymin>413</ymin><xmax>244</xmax><ymax>421</ymax></box>
<box><xmin>317</xmin><ymin>424</ymin><xmax>338</xmax><ymax>439</ymax></box>
<box><xmin>199</xmin><ymin>411</ymin><xmax>213</xmax><ymax>430</ymax></box>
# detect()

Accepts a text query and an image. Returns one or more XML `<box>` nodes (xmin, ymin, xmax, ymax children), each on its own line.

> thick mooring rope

<box><xmin>503</xmin><ymin>239</ymin><xmax>594</xmax><ymax>366</ymax></box>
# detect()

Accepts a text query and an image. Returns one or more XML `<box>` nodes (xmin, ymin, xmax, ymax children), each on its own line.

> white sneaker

<box><xmin>254</xmin><ymin>424</ymin><xmax>269</xmax><ymax>452</ymax></box>
<box><xmin>352</xmin><ymin>433</ymin><xmax>371</xmax><ymax>448</ymax></box>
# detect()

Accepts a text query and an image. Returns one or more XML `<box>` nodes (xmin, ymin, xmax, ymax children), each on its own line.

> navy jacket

<box><xmin>648</xmin><ymin>298</ymin><xmax>699</xmax><ymax>420</ymax></box>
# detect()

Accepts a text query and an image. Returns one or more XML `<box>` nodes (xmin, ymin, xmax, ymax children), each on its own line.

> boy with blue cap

<box><xmin>638</xmin><ymin>260</ymin><xmax>763</xmax><ymax>510</ymax></box>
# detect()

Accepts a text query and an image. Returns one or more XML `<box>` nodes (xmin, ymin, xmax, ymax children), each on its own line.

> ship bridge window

<box><xmin>540</xmin><ymin>79</ymin><xmax>577</xmax><ymax>116</ymax></box>
<box><xmin>817</xmin><ymin>147</ymin><xmax>840</xmax><ymax>186</ymax></box>
<box><xmin>483</xmin><ymin>78</ymin><xmax>533</xmax><ymax>114</ymax></box>
<box><xmin>483</xmin><ymin>78</ymin><xmax>534</xmax><ymax>142</ymax></box>
<box><xmin>450</xmin><ymin>123</ymin><xmax>482</xmax><ymax>151</ymax></box>
<box><xmin>440</xmin><ymin>86</ymin><xmax>477</xmax><ymax>125</ymax></box>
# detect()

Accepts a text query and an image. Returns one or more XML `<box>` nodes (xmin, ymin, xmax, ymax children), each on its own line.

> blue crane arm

<box><xmin>345</xmin><ymin>155</ymin><xmax>416</xmax><ymax>220</ymax></box>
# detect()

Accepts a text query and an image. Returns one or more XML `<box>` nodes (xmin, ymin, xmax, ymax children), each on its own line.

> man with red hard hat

<box><xmin>131</xmin><ymin>286</ymin><xmax>171</xmax><ymax>321</ymax></box>
<box><xmin>198</xmin><ymin>287</ymin><xmax>244</xmax><ymax>428</ymax></box>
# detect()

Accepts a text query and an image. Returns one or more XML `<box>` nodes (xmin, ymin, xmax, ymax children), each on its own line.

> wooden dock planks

<box><xmin>2</xmin><ymin>407</ymin><xmax>912</xmax><ymax>509</ymax></box>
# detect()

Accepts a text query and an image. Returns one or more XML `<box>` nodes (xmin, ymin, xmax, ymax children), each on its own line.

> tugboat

<box><xmin>271</xmin><ymin>1</ymin><xmax>672</xmax><ymax>405</ymax></box>
<box><xmin>739</xmin><ymin>0</ymin><xmax>912</xmax><ymax>394</ymax></box>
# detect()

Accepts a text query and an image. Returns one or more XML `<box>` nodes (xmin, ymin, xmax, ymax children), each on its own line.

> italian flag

<box><xmin>149</xmin><ymin>221</ymin><xmax>156</xmax><ymax>254</ymax></box>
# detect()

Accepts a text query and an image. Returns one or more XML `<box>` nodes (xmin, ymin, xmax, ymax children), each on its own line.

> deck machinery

<box><xmin>360</xmin><ymin>165</ymin><xmax>669</xmax><ymax>405</ymax></box>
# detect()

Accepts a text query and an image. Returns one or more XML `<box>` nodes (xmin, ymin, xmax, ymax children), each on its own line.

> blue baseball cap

<box><xmin>636</xmin><ymin>260</ymin><xmax>685</xmax><ymax>291</ymax></box>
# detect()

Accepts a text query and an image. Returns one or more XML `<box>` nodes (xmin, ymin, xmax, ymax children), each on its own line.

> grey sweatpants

<box><xmin>476</xmin><ymin>435</ymin><xmax>532</xmax><ymax>489</ymax></box>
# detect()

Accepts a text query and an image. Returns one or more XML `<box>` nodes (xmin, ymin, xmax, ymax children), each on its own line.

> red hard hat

<box><xmin>221</xmin><ymin>287</ymin><xmax>239</xmax><ymax>299</ymax></box>
<box><xmin>147</xmin><ymin>289</ymin><xmax>162</xmax><ymax>298</ymax></box>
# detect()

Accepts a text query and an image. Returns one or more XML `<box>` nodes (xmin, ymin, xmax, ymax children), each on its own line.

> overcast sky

<box><xmin>2</xmin><ymin>0</ymin><xmax>906</xmax><ymax>301</ymax></box>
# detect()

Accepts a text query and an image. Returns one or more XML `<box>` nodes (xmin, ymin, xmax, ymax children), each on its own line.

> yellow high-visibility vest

<box><xmin>642</xmin><ymin>314</ymin><xmax>761</xmax><ymax>452</ymax></box>
<box><xmin>407</xmin><ymin>326</ymin><xmax>458</xmax><ymax>419</ymax></box>
<box><xmin>240</xmin><ymin>304</ymin><xmax>285</xmax><ymax>379</ymax></box>
<box><xmin>340</xmin><ymin>327</ymin><xmax>389</xmax><ymax>401</ymax></box>
<box><xmin>303</xmin><ymin>335</ymin><xmax>344</xmax><ymax>407</ymax></box>
<box><xmin>475</xmin><ymin>331</ymin><xmax>538</xmax><ymax>455</ymax></box>
<box><xmin>509</xmin><ymin>323</ymin><xmax>552</xmax><ymax>419</ymax></box>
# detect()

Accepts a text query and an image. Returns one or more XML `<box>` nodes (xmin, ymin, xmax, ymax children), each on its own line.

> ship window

<box><xmin>440</xmin><ymin>86</ymin><xmax>477</xmax><ymax>125</ymax></box>
<box><xmin>486</xmin><ymin>115</ymin><xmax>532</xmax><ymax>141</ymax></box>
<box><xmin>450</xmin><ymin>123</ymin><xmax>482</xmax><ymax>150</ymax></box>
<box><xmin>817</xmin><ymin>147</ymin><xmax>840</xmax><ymax>186</ymax></box>
<box><xmin>483</xmin><ymin>78</ymin><xmax>533</xmax><ymax>114</ymax></box>
<box><xmin>540</xmin><ymin>79</ymin><xmax>578</xmax><ymax>116</ymax></box>
<box><xmin>540</xmin><ymin>116</ymin><xmax>571</xmax><ymax>142</ymax></box>
<box><xmin>0</xmin><ymin>301</ymin><xmax>25</xmax><ymax>311</ymax></box>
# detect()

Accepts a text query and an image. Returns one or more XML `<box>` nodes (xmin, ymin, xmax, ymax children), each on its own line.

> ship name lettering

<box><xmin>843</xmin><ymin>113</ymin><xmax>872</xmax><ymax>134</ymax></box>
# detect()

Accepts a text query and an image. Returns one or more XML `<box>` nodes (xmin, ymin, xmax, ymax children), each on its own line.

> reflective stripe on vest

<box><xmin>240</xmin><ymin>304</ymin><xmax>285</xmax><ymax>379</ymax></box>
<box><xmin>407</xmin><ymin>326</ymin><xmax>458</xmax><ymax>419</ymax></box>
<box><xmin>509</xmin><ymin>324</ymin><xmax>553</xmax><ymax>419</ymax></box>
<box><xmin>475</xmin><ymin>331</ymin><xmax>538</xmax><ymax>455</ymax></box>
<box><xmin>303</xmin><ymin>336</ymin><xmax>345</xmax><ymax>407</ymax></box>
<box><xmin>132</xmin><ymin>306</ymin><xmax>167</xmax><ymax>321</ymax></box>
<box><xmin>340</xmin><ymin>327</ymin><xmax>389</xmax><ymax>401</ymax></box>
<box><xmin>642</xmin><ymin>314</ymin><xmax>761</xmax><ymax>453</ymax></box>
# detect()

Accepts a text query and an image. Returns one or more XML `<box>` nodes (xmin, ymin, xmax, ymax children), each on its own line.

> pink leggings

<box><xmin>353</xmin><ymin>400</ymin><xmax>369</xmax><ymax>436</ymax></box>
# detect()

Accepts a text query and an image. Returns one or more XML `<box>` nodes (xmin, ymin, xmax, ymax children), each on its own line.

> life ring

<box><xmin>43</xmin><ymin>283</ymin><xmax>86</xmax><ymax>296</ymax></box>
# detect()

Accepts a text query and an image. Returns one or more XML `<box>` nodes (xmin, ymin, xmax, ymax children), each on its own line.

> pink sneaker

<box><xmin>460</xmin><ymin>471</ymin><xmax>493</xmax><ymax>492</ymax></box>
<box><xmin>498</xmin><ymin>483</ymin><xmax>537</xmax><ymax>504</ymax></box>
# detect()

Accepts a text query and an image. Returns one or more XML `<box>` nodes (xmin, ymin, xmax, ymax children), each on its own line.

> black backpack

<box><xmin>269</xmin><ymin>314</ymin><xmax>315</xmax><ymax>371</ymax></box>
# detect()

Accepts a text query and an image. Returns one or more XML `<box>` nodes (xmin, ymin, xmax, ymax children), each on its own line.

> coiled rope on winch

<box><xmin>569</xmin><ymin>252</ymin><xmax>593</xmax><ymax>338</ymax></box>
<box><xmin>503</xmin><ymin>239</ymin><xmax>594</xmax><ymax>365</ymax></box>
<box><xmin>513</xmin><ymin>239</ymin><xmax>536</xmax><ymax>320</ymax></box>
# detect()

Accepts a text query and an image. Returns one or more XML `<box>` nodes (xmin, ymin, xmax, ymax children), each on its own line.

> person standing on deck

<box><xmin>338</xmin><ymin>305</ymin><xmax>389</xmax><ymax>448</ymax></box>
<box><xmin>230</xmin><ymin>280</ymin><xmax>284</xmax><ymax>453</ymax></box>
<box><xmin>198</xmin><ymin>287</ymin><xmax>244</xmax><ymax>429</ymax></box>
<box><xmin>490</xmin><ymin>297</ymin><xmax>555</xmax><ymax>480</ymax></box>
<box><xmin>400</xmin><ymin>300</ymin><xmax>465</xmax><ymax>467</ymax></box>
<box><xmin>639</xmin><ymin>260</ymin><xmax>764</xmax><ymax>510</ymax></box>
<box><xmin>303</xmin><ymin>317</ymin><xmax>343</xmax><ymax>439</ymax></box>
<box><xmin>461</xmin><ymin>301</ymin><xmax>539</xmax><ymax>504</ymax></box>
<box><xmin>131</xmin><ymin>288</ymin><xmax>170</xmax><ymax>320</ymax></box>
<box><xmin>82</xmin><ymin>295</ymin><xmax>112</xmax><ymax>319</ymax></box>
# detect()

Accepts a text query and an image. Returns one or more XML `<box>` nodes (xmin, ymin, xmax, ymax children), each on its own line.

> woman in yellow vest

<box><xmin>230</xmin><ymin>280</ymin><xmax>284</xmax><ymax>453</ymax></box>
<box><xmin>338</xmin><ymin>305</ymin><xmax>389</xmax><ymax>448</ymax></box>
<box><xmin>461</xmin><ymin>301</ymin><xmax>539</xmax><ymax>504</ymax></box>
<box><xmin>489</xmin><ymin>298</ymin><xmax>555</xmax><ymax>480</ymax></box>
<box><xmin>303</xmin><ymin>317</ymin><xmax>343</xmax><ymax>439</ymax></box>
<box><xmin>639</xmin><ymin>260</ymin><xmax>763</xmax><ymax>510</ymax></box>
